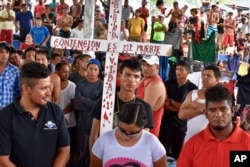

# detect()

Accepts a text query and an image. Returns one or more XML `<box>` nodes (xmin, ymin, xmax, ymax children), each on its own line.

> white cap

<box><xmin>141</xmin><ymin>55</ymin><xmax>159</xmax><ymax>65</ymax></box>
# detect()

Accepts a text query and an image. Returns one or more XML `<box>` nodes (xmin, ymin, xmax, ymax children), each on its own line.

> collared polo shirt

<box><xmin>177</xmin><ymin>123</ymin><xmax>250</xmax><ymax>167</ymax></box>
<box><xmin>0</xmin><ymin>97</ymin><xmax>70</xmax><ymax>167</ymax></box>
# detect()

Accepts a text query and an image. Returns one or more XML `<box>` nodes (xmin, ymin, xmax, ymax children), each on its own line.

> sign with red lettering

<box><xmin>50</xmin><ymin>36</ymin><xmax>172</xmax><ymax>56</ymax></box>
<box><xmin>50</xmin><ymin>0</ymin><xmax>172</xmax><ymax>136</ymax></box>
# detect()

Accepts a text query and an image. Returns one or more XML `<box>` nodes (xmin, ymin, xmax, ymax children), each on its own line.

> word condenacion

<box><xmin>230</xmin><ymin>151</ymin><xmax>250</xmax><ymax>167</ymax></box>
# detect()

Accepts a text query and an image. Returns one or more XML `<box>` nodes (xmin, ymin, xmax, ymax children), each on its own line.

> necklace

<box><xmin>116</xmin><ymin>94</ymin><xmax>136</xmax><ymax>113</ymax></box>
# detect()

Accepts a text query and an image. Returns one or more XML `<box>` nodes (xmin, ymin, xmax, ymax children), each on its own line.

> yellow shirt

<box><xmin>128</xmin><ymin>17</ymin><xmax>144</xmax><ymax>37</ymax></box>
<box><xmin>0</xmin><ymin>10</ymin><xmax>15</xmax><ymax>29</ymax></box>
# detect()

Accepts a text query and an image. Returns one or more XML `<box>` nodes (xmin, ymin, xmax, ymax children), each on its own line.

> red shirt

<box><xmin>34</xmin><ymin>4</ymin><xmax>45</xmax><ymax>17</ymax></box>
<box><xmin>20</xmin><ymin>43</ymin><xmax>36</xmax><ymax>51</ymax></box>
<box><xmin>178</xmin><ymin>123</ymin><xmax>250</xmax><ymax>167</ymax></box>
<box><xmin>138</xmin><ymin>7</ymin><xmax>149</xmax><ymax>24</ymax></box>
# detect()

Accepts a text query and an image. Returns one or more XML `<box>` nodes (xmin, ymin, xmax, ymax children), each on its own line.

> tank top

<box><xmin>136</xmin><ymin>76</ymin><xmax>164</xmax><ymax>137</ymax></box>
<box><xmin>184</xmin><ymin>90</ymin><xmax>208</xmax><ymax>143</ymax></box>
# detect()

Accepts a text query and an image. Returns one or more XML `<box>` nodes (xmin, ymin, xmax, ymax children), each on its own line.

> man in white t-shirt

<box><xmin>0</xmin><ymin>3</ymin><xmax>15</xmax><ymax>44</ymax></box>
<box><xmin>179</xmin><ymin>65</ymin><xmax>221</xmax><ymax>143</ymax></box>
<box><xmin>71</xmin><ymin>19</ymin><xmax>84</xmax><ymax>38</ymax></box>
<box><xmin>231</xmin><ymin>4</ymin><xmax>238</xmax><ymax>19</ymax></box>
<box><xmin>237</xmin><ymin>17</ymin><xmax>249</xmax><ymax>35</ymax></box>
<box><xmin>56</xmin><ymin>60</ymin><xmax>77</xmax><ymax>166</ymax></box>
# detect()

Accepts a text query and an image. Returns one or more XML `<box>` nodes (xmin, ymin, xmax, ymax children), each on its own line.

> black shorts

<box><xmin>59</xmin><ymin>29</ymin><xmax>71</xmax><ymax>38</ymax></box>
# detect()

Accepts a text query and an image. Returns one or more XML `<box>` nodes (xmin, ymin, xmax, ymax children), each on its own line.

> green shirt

<box><xmin>153</xmin><ymin>22</ymin><xmax>166</xmax><ymax>41</ymax></box>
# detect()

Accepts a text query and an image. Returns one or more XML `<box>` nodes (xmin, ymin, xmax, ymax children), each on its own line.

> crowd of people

<box><xmin>1</xmin><ymin>0</ymin><xmax>250</xmax><ymax>167</ymax></box>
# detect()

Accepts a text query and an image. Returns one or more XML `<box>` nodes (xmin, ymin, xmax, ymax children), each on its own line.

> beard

<box><xmin>212</xmin><ymin>125</ymin><xmax>226</xmax><ymax>131</ymax></box>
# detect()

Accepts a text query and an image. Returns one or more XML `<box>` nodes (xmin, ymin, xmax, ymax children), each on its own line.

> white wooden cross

<box><xmin>51</xmin><ymin>0</ymin><xmax>172</xmax><ymax>135</ymax></box>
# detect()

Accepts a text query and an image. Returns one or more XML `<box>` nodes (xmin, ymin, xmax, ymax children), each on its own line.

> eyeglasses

<box><xmin>118</xmin><ymin>127</ymin><xmax>142</xmax><ymax>138</ymax></box>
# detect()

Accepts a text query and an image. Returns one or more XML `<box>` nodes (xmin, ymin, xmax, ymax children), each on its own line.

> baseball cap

<box><xmin>141</xmin><ymin>55</ymin><xmax>159</xmax><ymax>65</ymax></box>
<box><xmin>0</xmin><ymin>42</ymin><xmax>10</xmax><ymax>51</ymax></box>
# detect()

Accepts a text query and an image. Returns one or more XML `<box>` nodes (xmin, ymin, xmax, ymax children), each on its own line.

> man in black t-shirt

<box><xmin>159</xmin><ymin>60</ymin><xmax>197</xmax><ymax>160</ymax></box>
<box><xmin>89</xmin><ymin>58</ymin><xmax>154</xmax><ymax>150</ymax></box>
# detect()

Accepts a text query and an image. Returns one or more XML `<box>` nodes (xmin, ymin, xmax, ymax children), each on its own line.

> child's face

<box><xmin>247</xmin><ymin>36</ymin><xmax>250</xmax><ymax>41</ymax></box>
<box><xmin>26</xmin><ymin>34</ymin><xmax>33</xmax><ymax>42</ymax></box>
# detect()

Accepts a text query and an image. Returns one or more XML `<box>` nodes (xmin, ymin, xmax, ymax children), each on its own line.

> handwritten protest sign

<box><xmin>50</xmin><ymin>0</ymin><xmax>172</xmax><ymax>135</ymax></box>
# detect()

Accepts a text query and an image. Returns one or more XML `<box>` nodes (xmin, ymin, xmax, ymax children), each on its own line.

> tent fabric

<box><xmin>165</xmin><ymin>28</ymin><xmax>182</xmax><ymax>50</ymax></box>
<box><xmin>192</xmin><ymin>32</ymin><xmax>216</xmax><ymax>62</ymax></box>
<box><xmin>157</xmin><ymin>28</ymin><xmax>182</xmax><ymax>82</ymax></box>
<box><xmin>159</xmin><ymin>56</ymin><xmax>169</xmax><ymax>81</ymax></box>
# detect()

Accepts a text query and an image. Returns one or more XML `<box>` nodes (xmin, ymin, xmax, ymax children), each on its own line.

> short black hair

<box><xmin>75</xmin><ymin>54</ymin><xmax>91</xmax><ymax>61</ymax></box>
<box><xmin>77</xmin><ymin>19</ymin><xmax>84</xmax><ymax>25</ymax></box>
<box><xmin>36</xmin><ymin>47</ymin><xmax>50</xmax><ymax>60</ymax></box>
<box><xmin>55</xmin><ymin>60</ymin><xmax>70</xmax><ymax>71</ymax></box>
<box><xmin>8</xmin><ymin>45</ymin><xmax>17</xmax><ymax>54</ymax></box>
<box><xmin>72</xmin><ymin>54</ymin><xmax>91</xmax><ymax>68</ymax></box>
<box><xmin>51</xmin><ymin>53</ymin><xmax>61</xmax><ymax>60</ymax></box>
<box><xmin>17</xmin><ymin>50</ymin><xmax>23</xmax><ymax>56</ymax></box>
<box><xmin>24</xmin><ymin>47</ymin><xmax>36</xmax><ymax>59</ymax></box>
<box><xmin>203</xmin><ymin>65</ymin><xmax>221</xmax><ymax>78</ymax></box>
<box><xmin>117</xmin><ymin>102</ymin><xmax>147</xmax><ymax>128</ymax></box>
<box><xmin>156</xmin><ymin>0</ymin><xmax>164</xmax><ymax>7</ymax></box>
<box><xmin>20</xmin><ymin>62</ymin><xmax>51</xmax><ymax>88</ymax></box>
<box><xmin>120</xmin><ymin>58</ymin><xmax>141</xmax><ymax>74</ymax></box>
<box><xmin>211</xmin><ymin>5</ymin><xmax>218</xmax><ymax>8</ymax></box>
<box><xmin>190</xmin><ymin>8</ymin><xmax>198</xmax><ymax>14</ymax></box>
<box><xmin>205</xmin><ymin>84</ymin><xmax>233</xmax><ymax>108</ymax></box>
<box><xmin>177</xmin><ymin>60</ymin><xmax>190</xmax><ymax>72</ymax></box>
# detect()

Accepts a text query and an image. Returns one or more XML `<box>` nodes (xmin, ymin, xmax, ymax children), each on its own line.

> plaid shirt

<box><xmin>0</xmin><ymin>63</ymin><xmax>20</xmax><ymax>110</ymax></box>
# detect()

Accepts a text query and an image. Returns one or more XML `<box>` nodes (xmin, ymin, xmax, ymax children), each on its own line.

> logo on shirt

<box><xmin>44</xmin><ymin>121</ymin><xmax>58</xmax><ymax>130</ymax></box>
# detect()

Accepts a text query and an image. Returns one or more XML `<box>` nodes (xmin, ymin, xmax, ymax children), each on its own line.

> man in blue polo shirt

<box><xmin>15</xmin><ymin>3</ymin><xmax>34</xmax><ymax>42</ymax></box>
<box><xmin>0</xmin><ymin>62</ymin><xmax>70</xmax><ymax>167</ymax></box>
